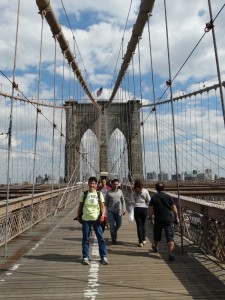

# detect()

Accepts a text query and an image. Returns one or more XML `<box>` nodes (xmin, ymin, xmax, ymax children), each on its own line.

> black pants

<box><xmin>134</xmin><ymin>207</ymin><xmax>148</xmax><ymax>243</ymax></box>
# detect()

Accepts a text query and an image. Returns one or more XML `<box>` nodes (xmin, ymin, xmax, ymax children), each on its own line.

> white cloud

<box><xmin>0</xmin><ymin>0</ymin><xmax>225</xmax><ymax>182</ymax></box>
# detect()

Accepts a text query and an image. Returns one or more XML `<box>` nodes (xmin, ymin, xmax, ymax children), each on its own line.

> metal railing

<box><xmin>0</xmin><ymin>185</ymin><xmax>82</xmax><ymax>247</ymax></box>
<box><xmin>122</xmin><ymin>185</ymin><xmax>225</xmax><ymax>263</ymax></box>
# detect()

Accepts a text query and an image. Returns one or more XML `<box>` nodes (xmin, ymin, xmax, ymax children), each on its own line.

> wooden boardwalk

<box><xmin>0</xmin><ymin>200</ymin><xmax>225</xmax><ymax>299</ymax></box>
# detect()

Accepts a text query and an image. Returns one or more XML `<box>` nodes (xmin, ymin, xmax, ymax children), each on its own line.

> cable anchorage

<box><xmin>166</xmin><ymin>79</ymin><xmax>172</xmax><ymax>87</ymax></box>
<box><xmin>204</xmin><ymin>20</ymin><xmax>214</xmax><ymax>32</ymax></box>
<box><xmin>12</xmin><ymin>81</ymin><xmax>18</xmax><ymax>90</ymax></box>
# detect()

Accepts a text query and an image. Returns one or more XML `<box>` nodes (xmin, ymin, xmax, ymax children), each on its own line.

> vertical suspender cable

<box><xmin>180</xmin><ymin>97</ymin><xmax>184</xmax><ymax>174</ymax></box>
<box><xmin>127</xmin><ymin>55</ymin><xmax>136</xmax><ymax>179</ymax></box>
<box><xmin>194</xmin><ymin>95</ymin><xmax>198</xmax><ymax>168</ymax></box>
<box><xmin>147</xmin><ymin>15</ymin><xmax>162</xmax><ymax>177</ymax></box>
<box><xmin>214</xmin><ymin>90</ymin><xmax>220</xmax><ymax>177</ymax></box>
<box><xmin>31</xmin><ymin>12</ymin><xmax>44</xmax><ymax>229</ymax></box>
<box><xmin>185</xmin><ymin>96</ymin><xmax>188</xmax><ymax>173</ymax></box>
<box><xmin>58</xmin><ymin>54</ymin><xmax>65</xmax><ymax>190</ymax></box>
<box><xmin>125</xmin><ymin>70</ymin><xmax>131</xmax><ymax>181</ymax></box>
<box><xmin>200</xmin><ymin>94</ymin><xmax>204</xmax><ymax>172</ymax></box>
<box><xmin>131</xmin><ymin>56</ymin><xmax>136</xmax><ymax>99</ymax></box>
<box><xmin>189</xmin><ymin>95</ymin><xmax>193</xmax><ymax>170</ymax></box>
<box><xmin>163</xmin><ymin>0</ymin><xmax>183</xmax><ymax>251</ymax></box>
<box><xmin>207</xmin><ymin>0</ymin><xmax>225</xmax><ymax>127</ymax></box>
<box><xmin>5</xmin><ymin>0</ymin><xmax>21</xmax><ymax>257</ymax></box>
<box><xmin>137</xmin><ymin>39</ymin><xmax>147</xmax><ymax>179</ymax></box>
<box><xmin>207</xmin><ymin>92</ymin><xmax>212</xmax><ymax>174</ymax></box>
<box><xmin>51</xmin><ymin>36</ymin><xmax>57</xmax><ymax>216</ymax></box>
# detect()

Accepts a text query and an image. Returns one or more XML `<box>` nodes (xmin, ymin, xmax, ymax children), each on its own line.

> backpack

<box><xmin>83</xmin><ymin>190</ymin><xmax>101</xmax><ymax>205</ymax></box>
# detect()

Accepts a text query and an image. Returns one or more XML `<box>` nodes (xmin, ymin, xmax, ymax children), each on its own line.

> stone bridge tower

<box><xmin>64</xmin><ymin>100</ymin><xmax>143</xmax><ymax>182</ymax></box>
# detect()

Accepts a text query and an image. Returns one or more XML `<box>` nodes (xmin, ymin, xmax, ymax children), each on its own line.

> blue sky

<box><xmin>0</xmin><ymin>0</ymin><xmax>224</xmax><ymax>103</ymax></box>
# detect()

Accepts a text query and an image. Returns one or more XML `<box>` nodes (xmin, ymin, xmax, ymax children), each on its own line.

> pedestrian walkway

<box><xmin>0</xmin><ymin>200</ymin><xmax>224</xmax><ymax>299</ymax></box>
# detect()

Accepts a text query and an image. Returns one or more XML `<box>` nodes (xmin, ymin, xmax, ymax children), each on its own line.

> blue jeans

<box><xmin>108</xmin><ymin>211</ymin><xmax>122</xmax><ymax>242</ymax></box>
<box><xmin>82</xmin><ymin>220</ymin><xmax>107</xmax><ymax>258</ymax></box>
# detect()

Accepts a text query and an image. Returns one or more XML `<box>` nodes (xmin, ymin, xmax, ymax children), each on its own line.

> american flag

<box><xmin>97</xmin><ymin>87</ymin><xmax>103</xmax><ymax>97</ymax></box>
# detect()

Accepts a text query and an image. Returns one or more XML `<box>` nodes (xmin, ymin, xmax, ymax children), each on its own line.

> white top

<box><xmin>130</xmin><ymin>188</ymin><xmax>151</xmax><ymax>208</ymax></box>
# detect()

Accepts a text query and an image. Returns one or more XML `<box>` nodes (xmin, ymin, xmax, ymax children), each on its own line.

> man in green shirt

<box><xmin>76</xmin><ymin>176</ymin><xmax>108</xmax><ymax>265</ymax></box>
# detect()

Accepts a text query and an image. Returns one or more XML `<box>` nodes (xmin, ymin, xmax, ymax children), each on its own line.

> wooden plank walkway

<box><xmin>0</xmin><ymin>200</ymin><xmax>225</xmax><ymax>299</ymax></box>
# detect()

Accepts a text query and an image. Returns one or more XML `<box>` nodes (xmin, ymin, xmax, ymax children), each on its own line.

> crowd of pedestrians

<box><xmin>76</xmin><ymin>176</ymin><xmax>179</xmax><ymax>265</ymax></box>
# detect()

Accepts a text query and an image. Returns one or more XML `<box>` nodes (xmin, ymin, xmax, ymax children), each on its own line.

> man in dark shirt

<box><xmin>149</xmin><ymin>182</ymin><xmax>179</xmax><ymax>261</ymax></box>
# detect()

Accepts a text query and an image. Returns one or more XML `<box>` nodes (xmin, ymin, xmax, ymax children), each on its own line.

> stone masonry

<box><xmin>64</xmin><ymin>100</ymin><xmax>143</xmax><ymax>182</ymax></box>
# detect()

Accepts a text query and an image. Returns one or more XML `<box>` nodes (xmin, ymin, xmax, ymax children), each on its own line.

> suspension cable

<box><xmin>58</xmin><ymin>54</ymin><xmax>66</xmax><ymax>190</ymax></box>
<box><xmin>31</xmin><ymin>11</ymin><xmax>45</xmax><ymax>230</ymax></box>
<box><xmin>54</xmin><ymin>159</ymin><xmax>80</xmax><ymax>215</ymax></box>
<box><xmin>147</xmin><ymin>14</ymin><xmax>162</xmax><ymax>176</ymax></box>
<box><xmin>163</xmin><ymin>0</ymin><xmax>183</xmax><ymax>252</ymax></box>
<box><xmin>207</xmin><ymin>0</ymin><xmax>225</xmax><ymax>127</ymax></box>
<box><xmin>142</xmin><ymin>3</ymin><xmax>225</xmax><ymax>127</ymax></box>
<box><xmin>50</xmin><ymin>36</ymin><xmax>57</xmax><ymax>218</ymax></box>
<box><xmin>60</xmin><ymin>0</ymin><xmax>94</xmax><ymax>93</ymax></box>
<box><xmin>110</xmin><ymin>0</ymin><xmax>133</xmax><ymax>91</ymax></box>
<box><xmin>5</xmin><ymin>0</ymin><xmax>21</xmax><ymax>258</ymax></box>
<box><xmin>137</xmin><ymin>38</ymin><xmax>146</xmax><ymax>179</ymax></box>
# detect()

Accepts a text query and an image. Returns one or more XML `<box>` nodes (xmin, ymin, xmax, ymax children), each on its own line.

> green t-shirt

<box><xmin>80</xmin><ymin>191</ymin><xmax>104</xmax><ymax>221</ymax></box>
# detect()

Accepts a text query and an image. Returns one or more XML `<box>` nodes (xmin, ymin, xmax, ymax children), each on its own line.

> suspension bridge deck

<box><xmin>0</xmin><ymin>201</ymin><xmax>224</xmax><ymax>299</ymax></box>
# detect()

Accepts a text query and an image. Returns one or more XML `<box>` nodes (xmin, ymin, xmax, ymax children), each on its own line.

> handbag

<box><xmin>128</xmin><ymin>205</ymin><xmax>134</xmax><ymax>222</ymax></box>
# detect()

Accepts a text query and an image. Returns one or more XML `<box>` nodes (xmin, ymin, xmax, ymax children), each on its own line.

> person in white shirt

<box><xmin>130</xmin><ymin>179</ymin><xmax>151</xmax><ymax>247</ymax></box>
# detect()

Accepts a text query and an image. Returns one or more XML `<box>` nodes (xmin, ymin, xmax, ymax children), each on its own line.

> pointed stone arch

<box><xmin>108</xmin><ymin>128</ymin><xmax>128</xmax><ymax>180</ymax></box>
<box><xmin>80</xmin><ymin>129</ymin><xmax>99</xmax><ymax>181</ymax></box>
<box><xmin>64</xmin><ymin>100</ymin><xmax>143</xmax><ymax>182</ymax></box>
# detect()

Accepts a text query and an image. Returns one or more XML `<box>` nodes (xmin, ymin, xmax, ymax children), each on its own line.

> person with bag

<box><xmin>130</xmin><ymin>179</ymin><xmax>151</xmax><ymax>247</ymax></box>
<box><xmin>105</xmin><ymin>178</ymin><xmax>126</xmax><ymax>245</ymax></box>
<box><xmin>148</xmin><ymin>181</ymin><xmax>179</xmax><ymax>261</ymax></box>
<box><xmin>76</xmin><ymin>176</ymin><xmax>108</xmax><ymax>265</ymax></box>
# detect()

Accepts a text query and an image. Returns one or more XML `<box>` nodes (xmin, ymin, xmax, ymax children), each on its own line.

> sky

<box><xmin>0</xmin><ymin>0</ymin><xmax>224</xmax><ymax>102</ymax></box>
<box><xmin>0</xmin><ymin>0</ymin><xmax>225</xmax><ymax>183</ymax></box>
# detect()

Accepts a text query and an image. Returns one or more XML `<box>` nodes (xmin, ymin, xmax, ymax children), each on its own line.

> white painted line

<box><xmin>9</xmin><ymin>264</ymin><xmax>20</xmax><ymax>271</ymax></box>
<box><xmin>0</xmin><ymin>206</ymin><xmax>77</xmax><ymax>283</ymax></box>
<box><xmin>84</xmin><ymin>236</ymin><xmax>100</xmax><ymax>299</ymax></box>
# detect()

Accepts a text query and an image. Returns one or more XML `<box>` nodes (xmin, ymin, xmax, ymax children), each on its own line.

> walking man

<box><xmin>148</xmin><ymin>182</ymin><xmax>179</xmax><ymax>261</ymax></box>
<box><xmin>105</xmin><ymin>178</ymin><xmax>126</xmax><ymax>244</ymax></box>
<box><xmin>76</xmin><ymin>176</ymin><xmax>108</xmax><ymax>265</ymax></box>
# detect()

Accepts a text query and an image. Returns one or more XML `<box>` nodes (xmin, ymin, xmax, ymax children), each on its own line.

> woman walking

<box><xmin>130</xmin><ymin>179</ymin><xmax>151</xmax><ymax>247</ymax></box>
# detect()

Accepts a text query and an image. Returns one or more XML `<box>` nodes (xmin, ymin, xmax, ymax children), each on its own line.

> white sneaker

<box><xmin>143</xmin><ymin>240</ymin><xmax>147</xmax><ymax>245</ymax></box>
<box><xmin>137</xmin><ymin>243</ymin><xmax>143</xmax><ymax>247</ymax></box>
<box><xmin>82</xmin><ymin>257</ymin><xmax>90</xmax><ymax>265</ymax></box>
<box><xmin>101</xmin><ymin>257</ymin><xmax>109</xmax><ymax>265</ymax></box>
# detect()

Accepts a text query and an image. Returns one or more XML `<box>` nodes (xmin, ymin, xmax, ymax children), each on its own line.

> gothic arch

<box><xmin>64</xmin><ymin>100</ymin><xmax>143</xmax><ymax>182</ymax></box>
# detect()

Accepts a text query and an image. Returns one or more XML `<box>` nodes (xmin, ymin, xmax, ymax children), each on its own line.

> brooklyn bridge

<box><xmin>0</xmin><ymin>0</ymin><xmax>225</xmax><ymax>299</ymax></box>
